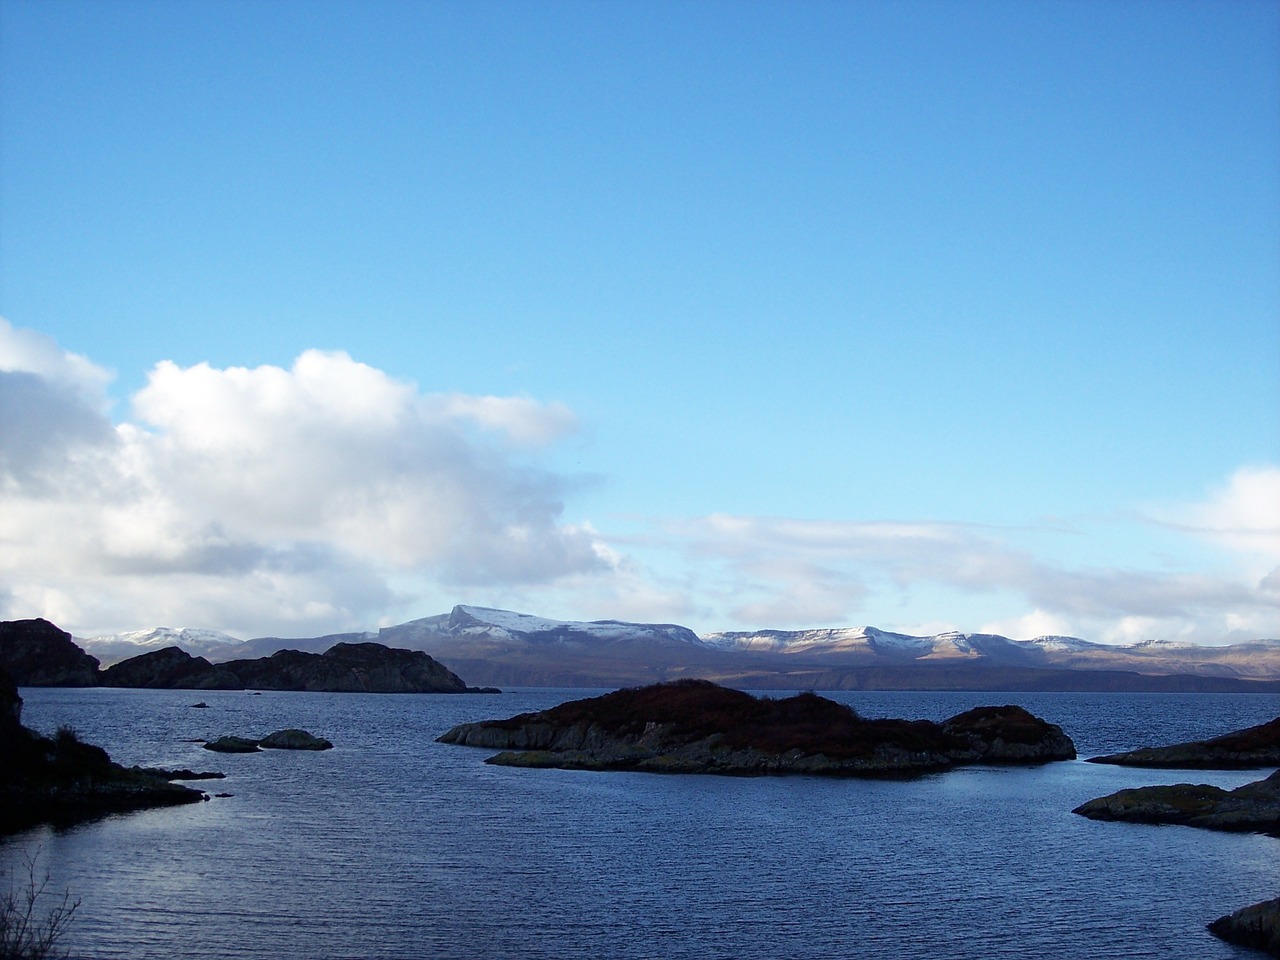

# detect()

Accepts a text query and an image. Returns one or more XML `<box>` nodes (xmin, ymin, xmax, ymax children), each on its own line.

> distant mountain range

<box><xmin>76</xmin><ymin>605</ymin><xmax>1280</xmax><ymax>692</ymax></box>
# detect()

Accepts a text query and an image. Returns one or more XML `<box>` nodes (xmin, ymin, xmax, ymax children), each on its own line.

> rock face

<box><xmin>437</xmin><ymin>680</ymin><xmax>1076</xmax><ymax>775</ymax></box>
<box><xmin>1208</xmin><ymin>897</ymin><xmax>1280</xmax><ymax>957</ymax></box>
<box><xmin>0</xmin><ymin>667</ymin><xmax>205</xmax><ymax>835</ymax></box>
<box><xmin>102</xmin><ymin>646</ymin><xmax>242</xmax><ymax>689</ymax></box>
<box><xmin>1087</xmin><ymin>717</ymin><xmax>1280</xmax><ymax>769</ymax></box>
<box><xmin>0</xmin><ymin>618</ymin><xmax>100</xmax><ymax>686</ymax></box>
<box><xmin>1072</xmin><ymin>768</ymin><xmax>1280</xmax><ymax>836</ymax></box>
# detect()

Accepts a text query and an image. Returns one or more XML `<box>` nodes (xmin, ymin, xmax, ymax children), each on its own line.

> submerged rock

<box><xmin>1087</xmin><ymin>717</ymin><xmax>1280</xmax><ymax>769</ymax></box>
<box><xmin>203</xmin><ymin>735</ymin><xmax>262</xmax><ymax>753</ymax></box>
<box><xmin>1208</xmin><ymin>897</ymin><xmax>1280</xmax><ymax>957</ymax></box>
<box><xmin>1072</xmin><ymin>768</ymin><xmax>1280</xmax><ymax>836</ymax></box>
<box><xmin>437</xmin><ymin>680</ymin><xmax>1075</xmax><ymax>776</ymax></box>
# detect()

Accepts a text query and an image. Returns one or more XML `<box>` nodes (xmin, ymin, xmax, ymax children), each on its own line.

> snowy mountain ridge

<box><xmin>71</xmin><ymin>605</ymin><xmax>1280</xmax><ymax>683</ymax></box>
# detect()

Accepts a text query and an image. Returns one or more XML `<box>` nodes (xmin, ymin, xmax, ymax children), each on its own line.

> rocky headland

<box><xmin>1</xmin><ymin>618</ymin><xmax>497</xmax><ymax>693</ymax></box>
<box><xmin>1072</xmin><ymin>768</ymin><xmax>1280</xmax><ymax>837</ymax></box>
<box><xmin>0</xmin><ymin>667</ymin><xmax>207</xmax><ymax>836</ymax></box>
<box><xmin>1086</xmin><ymin>717</ymin><xmax>1280</xmax><ymax>769</ymax></box>
<box><xmin>437</xmin><ymin>679</ymin><xmax>1076</xmax><ymax>775</ymax></box>
<box><xmin>1207</xmin><ymin>897</ymin><xmax>1280</xmax><ymax>957</ymax></box>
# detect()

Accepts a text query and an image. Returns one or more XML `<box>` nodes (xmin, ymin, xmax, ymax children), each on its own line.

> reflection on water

<box><xmin>4</xmin><ymin>688</ymin><xmax>1278</xmax><ymax>960</ymax></box>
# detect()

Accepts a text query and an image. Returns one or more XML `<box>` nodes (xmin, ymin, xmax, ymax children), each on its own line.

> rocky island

<box><xmin>0</xmin><ymin>667</ymin><xmax>207</xmax><ymax>836</ymax></box>
<box><xmin>1087</xmin><ymin>716</ymin><xmax>1280</xmax><ymax>769</ymax></box>
<box><xmin>437</xmin><ymin>679</ymin><xmax>1076</xmax><ymax>775</ymax></box>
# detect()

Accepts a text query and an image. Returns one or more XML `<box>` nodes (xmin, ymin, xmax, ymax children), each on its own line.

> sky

<box><xmin>1</xmin><ymin>0</ymin><xmax>1277</xmax><ymax>644</ymax></box>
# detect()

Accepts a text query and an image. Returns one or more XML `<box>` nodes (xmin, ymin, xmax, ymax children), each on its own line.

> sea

<box><xmin>3</xmin><ymin>686</ymin><xmax>1278</xmax><ymax>960</ymax></box>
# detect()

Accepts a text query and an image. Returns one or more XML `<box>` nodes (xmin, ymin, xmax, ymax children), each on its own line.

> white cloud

<box><xmin>655</xmin><ymin>503</ymin><xmax>1280</xmax><ymax>643</ymax></box>
<box><xmin>1172</xmin><ymin>465</ymin><xmax>1280</xmax><ymax>562</ymax></box>
<box><xmin>0</xmin><ymin>324</ymin><xmax>611</xmax><ymax>637</ymax></box>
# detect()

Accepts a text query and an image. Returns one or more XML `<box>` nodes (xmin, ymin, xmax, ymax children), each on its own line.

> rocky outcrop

<box><xmin>1072</xmin><ymin>768</ymin><xmax>1280</xmax><ymax>836</ymax></box>
<box><xmin>0</xmin><ymin>667</ymin><xmax>205</xmax><ymax>835</ymax></box>
<box><xmin>101</xmin><ymin>646</ymin><xmax>242</xmax><ymax>689</ymax></box>
<box><xmin>437</xmin><ymin>680</ymin><xmax>1075</xmax><ymax>776</ymax></box>
<box><xmin>203</xmin><ymin>729</ymin><xmax>332</xmax><ymax>752</ymax></box>
<box><xmin>1208</xmin><ymin>897</ymin><xmax>1280</xmax><ymax>956</ymax></box>
<box><xmin>1087</xmin><ymin>717</ymin><xmax>1280</xmax><ymax>769</ymax></box>
<box><xmin>0</xmin><ymin>618</ymin><xmax>100</xmax><ymax>686</ymax></box>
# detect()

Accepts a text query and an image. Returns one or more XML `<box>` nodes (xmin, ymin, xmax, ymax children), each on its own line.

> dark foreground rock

<box><xmin>0</xmin><ymin>618</ymin><xmax>100</xmax><ymax>686</ymax></box>
<box><xmin>0</xmin><ymin>667</ymin><xmax>205</xmax><ymax>836</ymax></box>
<box><xmin>1088</xmin><ymin>717</ymin><xmax>1280</xmax><ymax>769</ymax></box>
<box><xmin>437</xmin><ymin>680</ymin><xmax>1076</xmax><ymax>775</ymax></box>
<box><xmin>1072</xmin><ymin>768</ymin><xmax>1280</xmax><ymax>836</ymax></box>
<box><xmin>1208</xmin><ymin>897</ymin><xmax>1280</xmax><ymax>957</ymax></box>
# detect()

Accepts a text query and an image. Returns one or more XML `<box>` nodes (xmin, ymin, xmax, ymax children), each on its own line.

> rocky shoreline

<box><xmin>1072</xmin><ymin>768</ymin><xmax>1280</xmax><ymax>836</ymax></box>
<box><xmin>438</xmin><ymin>679</ymin><xmax>1077</xmax><ymax>776</ymax></box>
<box><xmin>0</xmin><ymin>668</ymin><xmax>208</xmax><ymax>836</ymax></box>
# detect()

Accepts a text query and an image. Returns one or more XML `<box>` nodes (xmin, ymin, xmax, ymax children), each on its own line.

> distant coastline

<box><xmin>7</xmin><ymin>606</ymin><xmax>1280</xmax><ymax>693</ymax></box>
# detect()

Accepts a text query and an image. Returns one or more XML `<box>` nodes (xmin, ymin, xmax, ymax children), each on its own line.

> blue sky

<box><xmin>1</xmin><ymin>0</ymin><xmax>1277</xmax><ymax>643</ymax></box>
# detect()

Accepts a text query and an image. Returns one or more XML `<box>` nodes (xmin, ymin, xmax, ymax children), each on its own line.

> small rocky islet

<box><xmin>1087</xmin><ymin>716</ymin><xmax>1280</xmax><ymax>769</ymax></box>
<box><xmin>203</xmin><ymin>729</ymin><xmax>334</xmax><ymax>753</ymax></box>
<box><xmin>437</xmin><ymin>679</ymin><xmax>1077</xmax><ymax>775</ymax></box>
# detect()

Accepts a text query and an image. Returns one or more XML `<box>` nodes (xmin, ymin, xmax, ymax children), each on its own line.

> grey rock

<box><xmin>258</xmin><ymin>729</ymin><xmax>333</xmax><ymax>750</ymax></box>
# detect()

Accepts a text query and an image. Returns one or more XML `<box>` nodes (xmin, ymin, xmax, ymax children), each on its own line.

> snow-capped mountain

<box><xmin>80</xmin><ymin>626</ymin><xmax>244</xmax><ymax>666</ymax></box>
<box><xmin>75</xmin><ymin>605</ymin><xmax>1280</xmax><ymax>690</ymax></box>
<box><xmin>377</xmin><ymin>604</ymin><xmax>707</xmax><ymax>651</ymax></box>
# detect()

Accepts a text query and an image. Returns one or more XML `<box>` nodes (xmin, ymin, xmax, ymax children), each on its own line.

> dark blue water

<box><xmin>4</xmin><ymin>687</ymin><xmax>1278</xmax><ymax>960</ymax></box>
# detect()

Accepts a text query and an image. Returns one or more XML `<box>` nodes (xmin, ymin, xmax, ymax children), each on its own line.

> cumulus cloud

<box><xmin>0</xmin><ymin>323</ymin><xmax>610</xmax><ymax>637</ymax></box>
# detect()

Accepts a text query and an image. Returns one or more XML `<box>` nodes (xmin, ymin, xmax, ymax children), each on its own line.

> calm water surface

<box><xmin>4</xmin><ymin>687</ymin><xmax>1278</xmax><ymax>960</ymax></box>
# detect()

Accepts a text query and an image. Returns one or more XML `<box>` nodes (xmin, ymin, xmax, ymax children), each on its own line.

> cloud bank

<box><xmin>2</xmin><ymin>319</ymin><xmax>1276</xmax><ymax>645</ymax></box>
<box><xmin>0</xmin><ymin>320</ymin><xmax>608</xmax><ymax>637</ymax></box>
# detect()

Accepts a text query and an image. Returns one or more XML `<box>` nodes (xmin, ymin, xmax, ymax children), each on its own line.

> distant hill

<box><xmin>81</xmin><ymin>605</ymin><xmax>1280</xmax><ymax>692</ymax></box>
